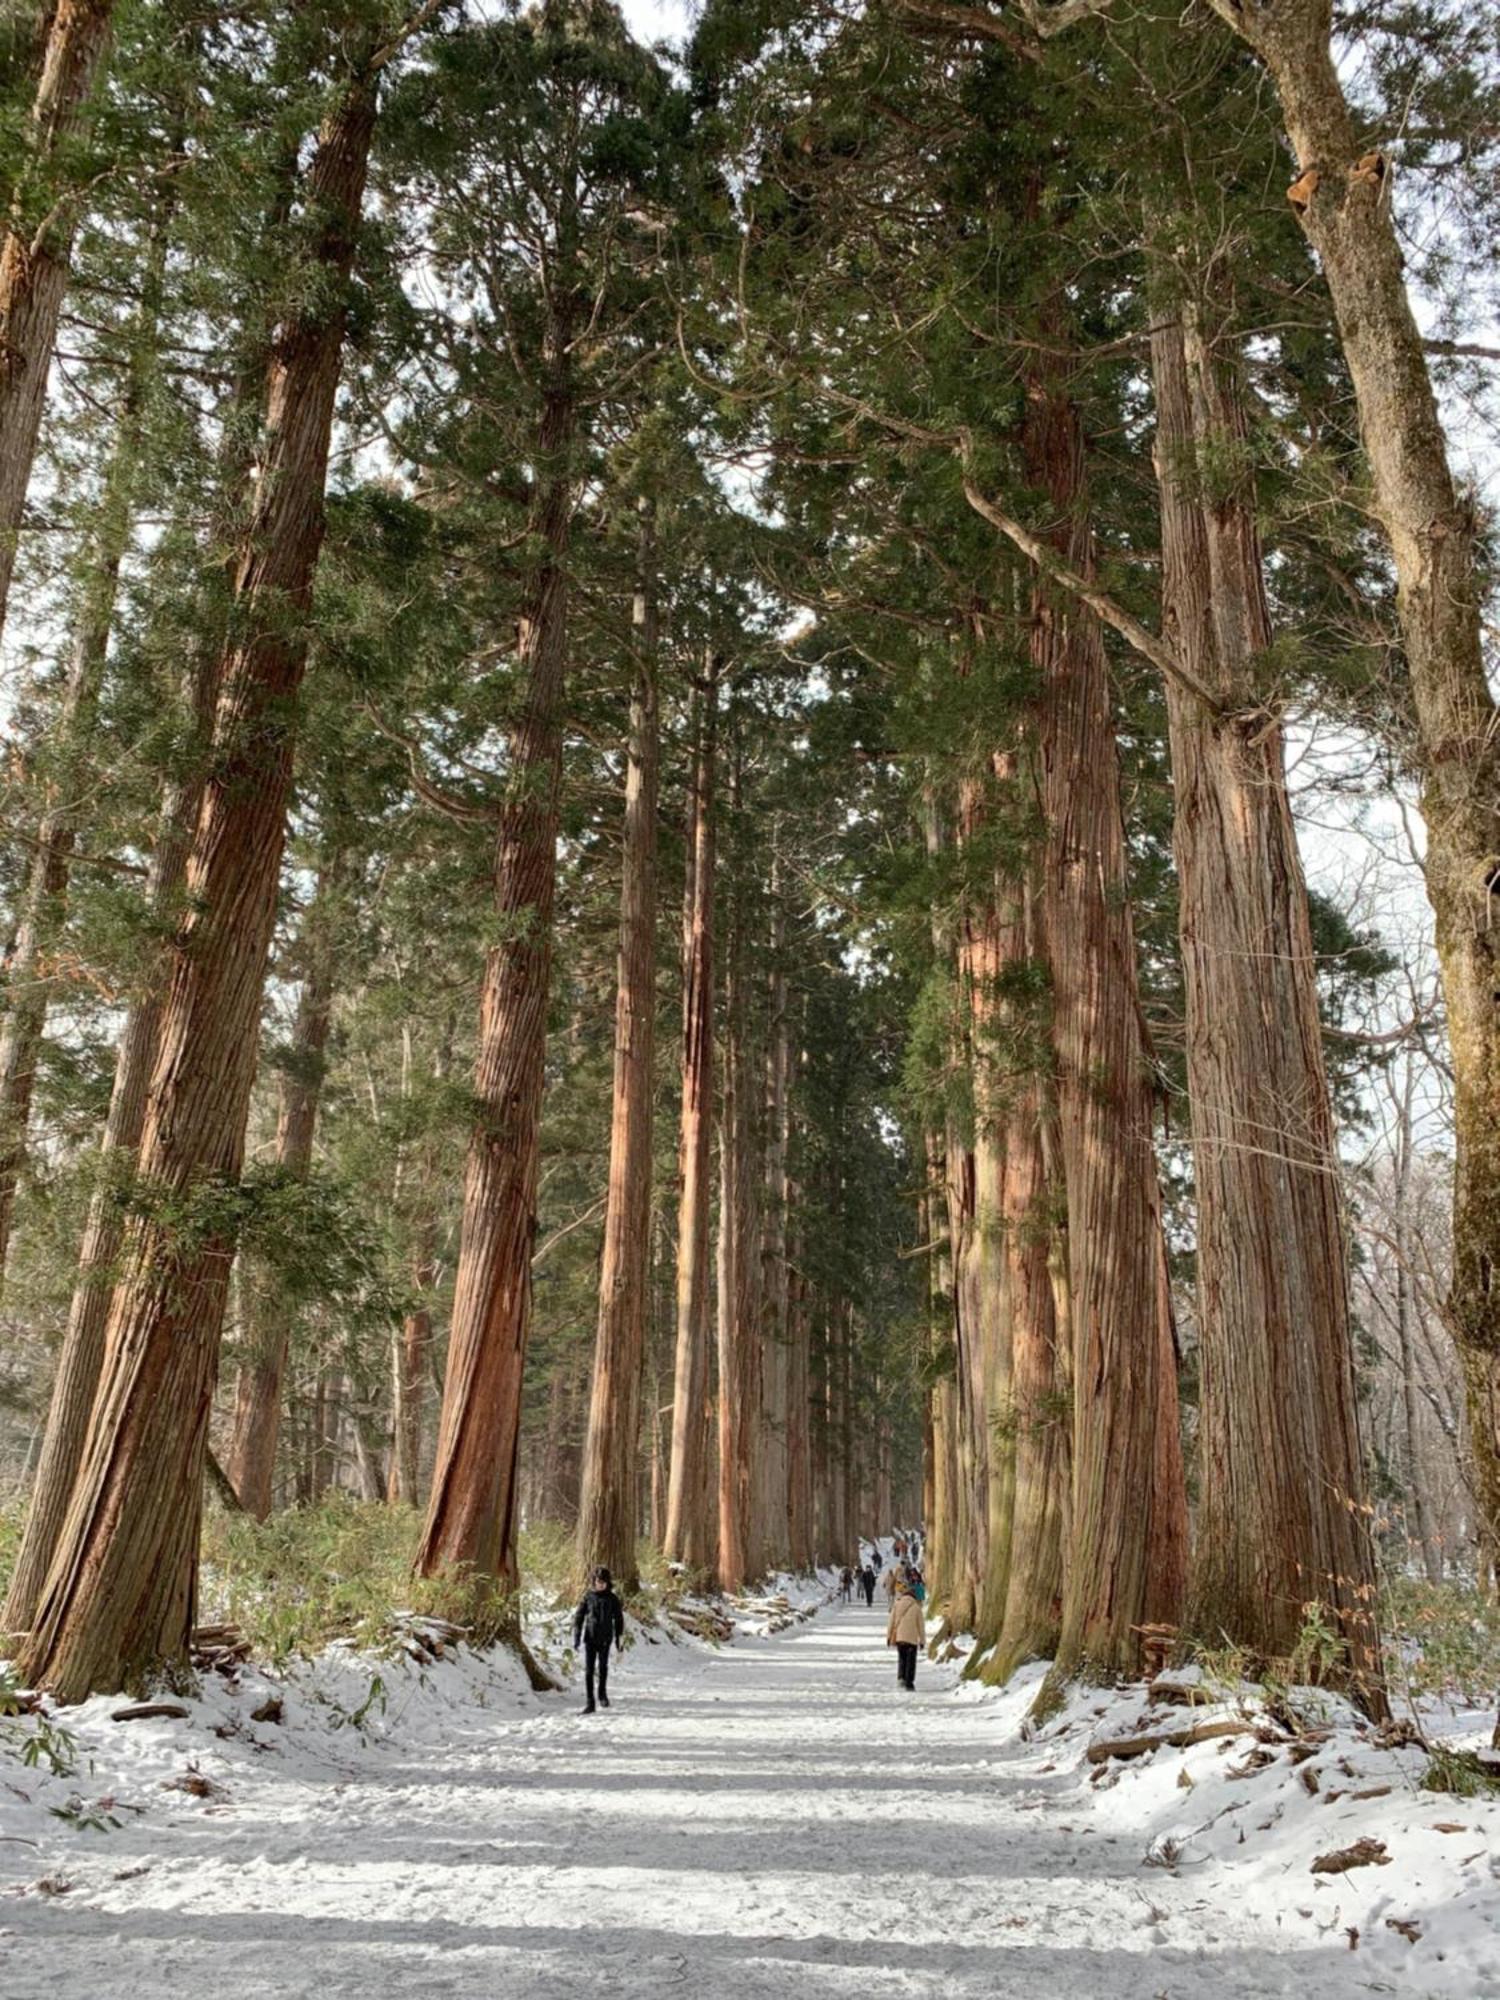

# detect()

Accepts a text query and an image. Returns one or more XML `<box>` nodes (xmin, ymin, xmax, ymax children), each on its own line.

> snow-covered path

<box><xmin>0</xmin><ymin>1600</ymin><xmax>1463</xmax><ymax>1998</ymax></box>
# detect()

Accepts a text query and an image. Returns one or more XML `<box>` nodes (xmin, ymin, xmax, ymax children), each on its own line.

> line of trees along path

<box><xmin>0</xmin><ymin>0</ymin><xmax>1495</xmax><ymax>1736</ymax></box>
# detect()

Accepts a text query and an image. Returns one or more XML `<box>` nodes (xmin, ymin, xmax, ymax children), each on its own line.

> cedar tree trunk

<box><xmin>224</xmin><ymin>863</ymin><xmax>341</xmax><ymax>1518</ymax></box>
<box><xmin>0</xmin><ymin>669</ymin><xmax>209</xmax><ymax>1636</ymax></box>
<box><xmin>1208</xmin><ymin>0</ymin><xmax>1500</xmax><ymax>1723</ymax></box>
<box><xmin>576</xmin><ymin>496</ymin><xmax>660</xmax><ymax>1590</ymax></box>
<box><xmin>1150</xmin><ymin>280</ymin><xmax>1383</xmax><ymax>1705</ymax></box>
<box><xmin>663</xmin><ymin>657</ymin><xmax>718</xmax><ymax>1571</ymax></box>
<box><xmin>0</xmin><ymin>0</ymin><xmax>114</xmax><ymax>636</ymax></box>
<box><xmin>16</xmin><ymin>69</ymin><xmax>378</xmax><ymax>1702</ymax></box>
<box><xmin>416</xmin><ymin>341</ymin><xmax>576</xmax><ymax>1605</ymax></box>
<box><xmin>1030</xmin><ymin>380</ymin><xmax>1188</xmax><ymax>1692</ymax></box>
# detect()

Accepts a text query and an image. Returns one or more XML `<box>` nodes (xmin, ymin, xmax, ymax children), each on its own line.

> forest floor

<box><xmin>2</xmin><ymin>1588</ymin><xmax>1497</xmax><ymax>1998</ymax></box>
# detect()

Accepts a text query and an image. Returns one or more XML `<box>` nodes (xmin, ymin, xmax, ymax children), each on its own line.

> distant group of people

<box><xmin>576</xmin><ymin>1526</ymin><xmax>932</xmax><ymax>1722</ymax></box>
<box><xmin>839</xmin><ymin>1526</ymin><xmax>928</xmax><ymax>1692</ymax></box>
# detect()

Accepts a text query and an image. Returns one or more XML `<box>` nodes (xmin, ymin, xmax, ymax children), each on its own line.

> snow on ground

<box><xmin>1</xmin><ymin>1583</ymin><xmax>1496</xmax><ymax>1998</ymax></box>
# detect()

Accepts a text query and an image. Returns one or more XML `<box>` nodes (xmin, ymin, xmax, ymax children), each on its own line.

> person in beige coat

<box><xmin>886</xmin><ymin>1578</ymin><xmax>924</xmax><ymax>1692</ymax></box>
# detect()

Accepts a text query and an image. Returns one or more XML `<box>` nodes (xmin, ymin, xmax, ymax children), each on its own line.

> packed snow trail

<box><xmin>0</xmin><ymin>1599</ymin><xmax>1479</xmax><ymax>1998</ymax></box>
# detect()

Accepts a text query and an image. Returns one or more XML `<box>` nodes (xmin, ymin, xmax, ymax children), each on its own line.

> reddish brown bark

<box><xmin>917</xmin><ymin>786</ymin><xmax>975</xmax><ymax>1632</ymax></box>
<box><xmin>0</xmin><ymin>675</ymin><xmax>210</xmax><ymax>1637</ymax></box>
<box><xmin>16</xmin><ymin>68</ymin><xmax>379</xmax><ymax>1702</ymax></box>
<box><xmin>1028</xmin><ymin>378</ymin><xmax>1188</xmax><ymax>1691</ymax></box>
<box><xmin>388</xmin><ymin>1021</ymin><xmax>452</xmax><ymax>1508</ymax></box>
<box><xmin>0</xmin><ymin>801</ymin><xmax>74</xmax><ymax>1277</ymax></box>
<box><xmin>1149</xmin><ymin>279</ymin><xmax>1382</xmax><ymax>1703</ymax></box>
<box><xmin>416</xmin><ymin>342</ymin><xmax>576</xmax><ymax>1605</ymax></box>
<box><xmin>576</xmin><ymin>496</ymin><xmax>660</xmax><ymax>1590</ymax></box>
<box><xmin>944</xmin><ymin>1144</ymin><xmax>988</xmax><ymax>1622</ymax></box>
<box><xmin>0</xmin><ymin>0</ymin><xmax>115</xmax><ymax>636</ymax></box>
<box><xmin>0</xmin><ymin>165</ymin><xmax>170</xmax><ymax>1284</ymax></box>
<box><xmin>1206</xmin><ymin>0</ymin><xmax>1494</xmax><ymax>1724</ymax></box>
<box><xmin>921</xmin><ymin>1121</ymin><xmax>963</xmax><ymax>1621</ymax></box>
<box><xmin>224</xmin><ymin>866</ymin><xmax>341</xmax><ymax>1519</ymax></box>
<box><xmin>990</xmin><ymin>880</ymin><xmax>1068</xmax><ymax>1681</ymax></box>
<box><xmin>758</xmin><ymin>860</ymin><xmax>793</xmax><ymax>1571</ymax></box>
<box><xmin>663</xmin><ymin>665</ymin><xmax>719</xmax><ymax>1573</ymax></box>
<box><xmin>391</xmin><ymin>1231</ymin><xmax>436</xmax><ymax>1506</ymax></box>
<box><xmin>957</xmin><ymin>765</ymin><xmax>1020</xmax><ymax>1657</ymax></box>
<box><xmin>784</xmin><ymin>1160</ymin><xmax>814</xmax><ymax>1572</ymax></box>
<box><xmin>716</xmin><ymin>1020</ymin><xmax>757</xmax><ymax>1579</ymax></box>
<box><xmin>715</xmin><ymin>725</ymin><xmax>764</xmax><ymax>1589</ymax></box>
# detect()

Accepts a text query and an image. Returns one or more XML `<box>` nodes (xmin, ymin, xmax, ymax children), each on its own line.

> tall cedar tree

<box><xmin>406</xmin><ymin>2</ymin><xmax>693</xmax><ymax>1606</ymax></box>
<box><xmin>16</xmin><ymin>4</ymin><xmax>418</xmax><ymax>1701</ymax></box>
<box><xmin>575</xmin><ymin>493</ymin><xmax>661</xmax><ymax>1588</ymax></box>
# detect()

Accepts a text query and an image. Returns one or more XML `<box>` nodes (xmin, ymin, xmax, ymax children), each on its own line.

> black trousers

<box><xmin>895</xmin><ymin>1641</ymin><xmax>917</xmax><ymax>1690</ymax></box>
<box><xmin>862</xmin><ymin>1579</ymin><xmax>875</xmax><ymax>1605</ymax></box>
<box><xmin>584</xmin><ymin>1636</ymin><xmax>611</xmax><ymax>1707</ymax></box>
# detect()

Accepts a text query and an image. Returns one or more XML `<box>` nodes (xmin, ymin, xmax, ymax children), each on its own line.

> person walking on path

<box><xmin>882</xmin><ymin>1560</ymin><xmax>901</xmax><ymax>1603</ymax></box>
<box><xmin>887</xmin><ymin>1575</ymin><xmax>925</xmax><ymax>1692</ymax></box>
<box><xmin>839</xmin><ymin>1565</ymin><xmax>854</xmax><ymax>1603</ymax></box>
<box><xmin>573</xmin><ymin>1565</ymin><xmax>625</xmax><ymax>1715</ymax></box>
<box><xmin>861</xmin><ymin>1562</ymin><xmax>876</xmax><ymax>1606</ymax></box>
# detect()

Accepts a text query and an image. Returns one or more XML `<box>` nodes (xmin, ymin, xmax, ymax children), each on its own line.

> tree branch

<box><xmin>958</xmin><ymin>472</ymin><xmax>1226</xmax><ymax>712</ymax></box>
<box><xmin>361</xmin><ymin>700</ymin><xmax>499</xmax><ymax>827</ymax></box>
<box><xmin>892</xmin><ymin>0</ymin><xmax>1040</xmax><ymax>61</ymax></box>
<box><xmin>1017</xmin><ymin>0</ymin><xmax>1117</xmax><ymax>38</ymax></box>
<box><xmin>1423</xmin><ymin>338</ymin><xmax>1500</xmax><ymax>364</ymax></box>
<box><xmin>813</xmin><ymin>384</ymin><xmax>1228</xmax><ymax>711</ymax></box>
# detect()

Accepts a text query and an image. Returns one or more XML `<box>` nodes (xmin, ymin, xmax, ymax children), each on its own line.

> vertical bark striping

<box><xmin>984</xmin><ymin>863</ymin><xmax>1067</xmax><ymax>1684</ymax></box>
<box><xmin>0</xmin><ymin>0</ymin><xmax>115</xmax><ymax>636</ymax></box>
<box><xmin>17</xmin><ymin>68</ymin><xmax>380</xmax><ymax>1702</ymax></box>
<box><xmin>0</xmin><ymin>656</ymin><xmax>212</xmax><ymax>1635</ymax></box>
<box><xmin>416</xmin><ymin>313</ymin><xmax>577</xmax><ymax>1605</ymax></box>
<box><xmin>1207</xmin><ymin>0</ymin><xmax>1500</xmax><ymax>1719</ymax></box>
<box><xmin>224</xmin><ymin>863</ymin><xmax>342</xmax><ymax>1519</ymax></box>
<box><xmin>928</xmin><ymin>775</ymin><xmax>985</xmax><ymax>1633</ymax></box>
<box><xmin>716</xmin><ymin>729</ymin><xmax>763</xmax><ymax>1590</ymax></box>
<box><xmin>0</xmin><ymin>154</ymin><xmax>174</xmax><ymax>1284</ymax></box>
<box><xmin>576</xmin><ymin>494</ymin><xmax>661</xmax><ymax>1590</ymax></box>
<box><xmin>1149</xmin><ymin>274</ymin><xmax>1383</xmax><ymax>1705</ymax></box>
<box><xmin>784</xmin><ymin>1112</ymin><xmax>814</xmax><ymax>1571</ymax></box>
<box><xmin>758</xmin><ymin>851</ymin><xmax>792</xmax><ymax>1571</ymax></box>
<box><xmin>958</xmin><ymin>765</ymin><xmax>1016</xmax><ymax>1659</ymax></box>
<box><xmin>664</xmin><ymin>657</ymin><xmax>718</xmax><ymax>1572</ymax></box>
<box><xmin>391</xmin><ymin>1211</ymin><xmax>437</xmax><ymax>1506</ymax></box>
<box><xmin>1028</xmin><ymin>375</ymin><xmax>1188</xmax><ymax>1692</ymax></box>
<box><xmin>918</xmin><ymin>784</ymin><xmax>971</xmax><ymax>1635</ymax></box>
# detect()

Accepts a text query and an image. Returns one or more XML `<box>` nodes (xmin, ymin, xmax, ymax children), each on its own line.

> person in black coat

<box><xmin>572</xmin><ymin>1566</ymin><xmax>626</xmax><ymax>1715</ymax></box>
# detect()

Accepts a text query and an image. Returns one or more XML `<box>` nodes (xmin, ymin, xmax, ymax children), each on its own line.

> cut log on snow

<box><xmin>1311</xmin><ymin>1838</ymin><xmax>1391</xmax><ymax>1874</ymax></box>
<box><xmin>1085</xmin><ymin>1717</ymin><xmax>1257</xmax><ymax>1764</ymax></box>
<box><xmin>1147</xmin><ymin>1679</ymin><xmax>1211</xmax><ymax>1708</ymax></box>
<box><xmin>111</xmin><ymin>1702</ymin><xmax>189</xmax><ymax>1722</ymax></box>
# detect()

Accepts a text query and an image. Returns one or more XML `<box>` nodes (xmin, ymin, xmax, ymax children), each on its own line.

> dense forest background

<box><xmin>0</xmin><ymin>0</ymin><xmax>1495</xmax><ymax>1721</ymax></box>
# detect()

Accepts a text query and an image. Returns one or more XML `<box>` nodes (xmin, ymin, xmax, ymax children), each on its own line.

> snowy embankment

<box><xmin>2</xmin><ymin>1570</ymin><xmax>1496</xmax><ymax>1997</ymax></box>
<box><xmin>950</xmin><ymin>1654</ymin><xmax>1500</xmax><ymax>1993</ymax></box>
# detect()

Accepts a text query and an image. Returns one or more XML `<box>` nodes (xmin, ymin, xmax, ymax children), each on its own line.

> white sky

<box><xmin>620</xmin><ymin>0</ymin><xmax>694</xmax><ymax>40</ymax></box>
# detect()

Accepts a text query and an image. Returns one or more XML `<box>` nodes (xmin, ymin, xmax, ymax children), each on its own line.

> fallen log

<box><xmin>1086</xmin><ymin>1718</ymin><xmax>1254</xmax><ymax>1765</ymax></box>
<box><xmin>111</xmin><ymin>1702</ymin><xmax>189</xmax><ymax>1722</ymax></box>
